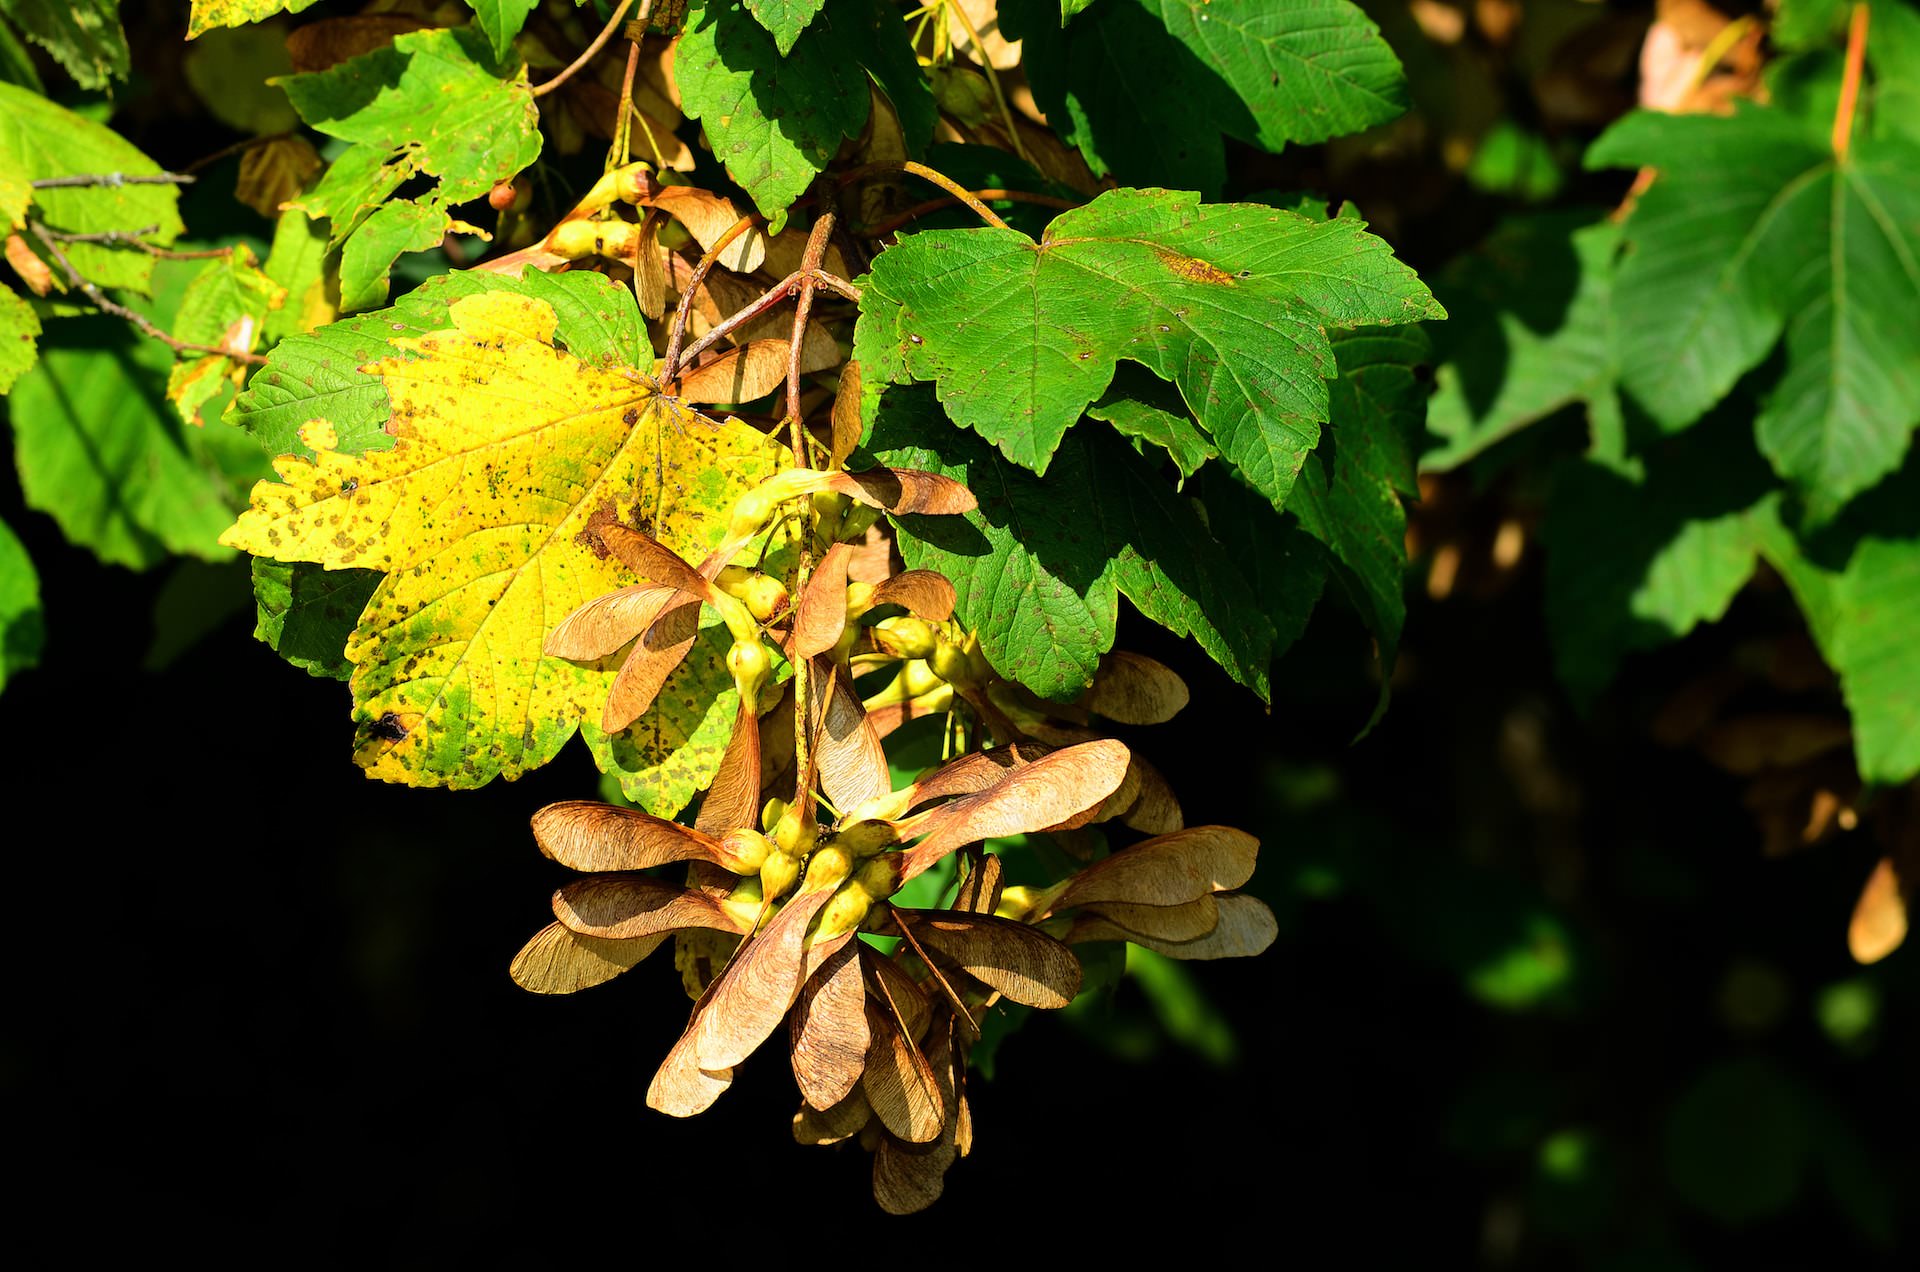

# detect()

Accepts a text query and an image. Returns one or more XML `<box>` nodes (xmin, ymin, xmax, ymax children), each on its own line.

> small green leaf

<box><xmin>466</xmin><ymin>0</ymin><xmax>541</xmax><ymax>60</ymax></box>
<box><xmin>1008</xmin><ymin>0</ymin><xmax>1406</xmax><ymax>197</ymax></box>
<box><xmin>0</xmin><ymin>280</ymin><xmax>39</xmax><ymax>392</ymax></box>
<box><xmin>0</xmin><ymin>15</ymin><xmax>45</xmax><ymax>91</ymax></box>
<box><xmin>338</xmin><ymin>200</ymin><xmax>446</xmax><ymax>313</ymax></box>
<box><xmin>1755</xmin><ymin>485</ymin><xmax>1920</xmax><ymax>786</ymax></box>
<box><xmin>0</xmin><ymin>0</ymin><xmax>128</xmax><ymax>89</ymax></box>
<box><xmin>0</xmin><ymin>515</ymin><xmax>42</xmax><ymax>694</ymax></box>
<box><xmin>861</xmin><ymin>187</ymin><xmax>1439</xmax><ymax>512</ymax></box>
<box><xmin>165</xmin><ymin>248</ymin><xmax>286</xmax><ymax>426</ymax></box>
<box><xmin>869</xmin><ymin>386</ymin><xmax>1274</xmax><ymax>701</ymax></box>
<box><xmin>260</xmin><ymin>210</ymin><xmax>330</xmax><ymax>345</ymax></box>
<box><xmin>277</xmin><ymin>25</ymin><xmax>541</xmax><ymax>309</ymax></box>
<box><xmin>1424</xmin><ymin>212</ymin><xmax>1623</xmax><ymax>471</ymax></box>
<box><xmin>744</xmin><ymin>0</ymin><xmax>827</xmax><ymax>54</ymax></box>
<box><xmin>0</xmin><ymin>81</ymin><xmax>185</xmax><ymax>294</ymax></box>
<box><xmin>1087</xmin><ymin>369</ymin><xmax>1215</xmax><ymax>482</ymax></box>
<box><xmin>251</xmin><ymin>557</ymin><xmax>381</xmax><ymax>680</ymax></box>
<box><xmin>288</xmin><ymin>144</ymin><xmax>406</xmax><ymax>250</ymax></box>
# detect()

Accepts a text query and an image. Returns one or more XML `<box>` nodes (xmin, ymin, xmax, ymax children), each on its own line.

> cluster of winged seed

<box><xmin>515</xmin><ymin>463</ymin><xmax>1276</xmax><ymax>1212</ymax></box>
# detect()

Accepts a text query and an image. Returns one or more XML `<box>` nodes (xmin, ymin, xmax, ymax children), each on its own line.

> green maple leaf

<box><xmin>1006</xmin><ymin>0</ymin><xmax>1406</xmax><ymax>198</ymax></box>
<box><xmin>466</xmin><ymin>0</ymin><xmax>542</xmax><ymax>60</ymax></box>
<box><xmin>1588</xmin><ymin>105</ymin><xmax>1920</xmax><ymax>523</ymax></box>
<box><xmin>859</xmin><ymin>187</ymin><xmax>1439</xmax><ymax>513</ymax></box>
<box><xmin>0</xmin><ymin>0</ymin><xmax>127</xmax><ymax>89</ymax></box>
<box><xmin>0</xmin><ymin>516</ymin><xmax>42</xmax><ymax>695</ymax></box>
<box><xmin>1087</xmin><ymin>368</ymin><xmax>1215</xmax><ymax>483</ymax></box>
<box><xmin>1286</xmin><ymin>325</ymin><xmax>1430</xmax><ymax>715</ymax></box>
<box><xmin>278</xmin><ymin>26</ymin><xmax>541</xmax><ymax>310</ymax></box>
<box><xmin>744</xmin><ymin>0</ymin><xmax>828</xmax><ymax>53</ymax></box>
<box><xmin>867</xmin><ymin>386</ymin><xmax>1273</xmax><ymax>701</ymax></box>
<box><xmin>1424</xmin><ymin>211</ymin><xmax>1626</xmax><ymax>472</ymax></box>
<box><xmin>677</xmin><ymin>0</ymin><xmax>932</xmax><ymax>228</ymax></box>
<box><xmin>1752</xmin><ymin>468</ymin><xmax>1920</xmax><ymax>786</ymax></box>
<box><xmin>0</xmin><ymin>82</ymin><xmax>185</xmax><ymax>294</ymax></box>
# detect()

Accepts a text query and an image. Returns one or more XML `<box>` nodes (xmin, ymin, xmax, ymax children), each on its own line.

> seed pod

<box><xmin>727</xmin><ymin>639</ymin><xmax>773</xmax><ymax>713</ymax></box>
<box><xmin>807</xmin><ymin>842</ymin><xmax>855</xmax><ymax>889</ymax></box>
<box><xmin>547</xmin><ymin>218</ymin><xmax>641</xmax><ymax>259</ymax></box>
<box><xmin>761</xmin><ymin>850</ymin><xmax>800</xmax><ymax>902</ymax></box>
<box><xmin>488</xmin><ymin>180</ymin><xmax>517</xmax><ymax>211</ymax></box>
<box><xmin>717</xmin><ymin>568</ymin><xmax>790</xmax><ymax>622</ymax></box>
<box><xmin>814</xmin><ymin>882</ymin><xmax>873</xmax><ymax>941</ymax></box>
<box><xmin>873</xmin><ymin>616</ymin><xmax>938</xmax><ymax>660</ymax></box>
<box><xmin>719</xmin><ymin>827</ymin><xmax>775</xmax><ymax>873</ymax></box>
<box><xmin>930</xmin><ymin>636</ymin><xmax>972</xmax><ymax>687</ymax></box>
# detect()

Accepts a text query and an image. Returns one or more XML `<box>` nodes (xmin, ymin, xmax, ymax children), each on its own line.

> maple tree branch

<box><xmin>809</xmin><ymin>270</ymin><xmax>862</xmax><ymax>303</ymax></box>
<box><xmin>662</xmin><ymin>212</ymin><xmax>765</xmax><ymax>376</ymax></box>
<box><xmin>859</xmin><ymin>189</ymin><xmax>1078</xmax><ymax>237</ymax></box>
<box><xmin>1833</xmin><ymin>3</ymin><xmax>1871</xmax><ymax>161</ymax></box>
<box><xmin>28</xmin><ymin>219</ymin><xmax>266</xmax><ymax>365</ymax></box>
<box><xmin>533</xmin><ymin>0</ymin><xmax>637</xmax><ymax>99</ymax></box>
<box><xmin>37</xmin><ymin>224</ymin><xmax>234</xmax><ymax>260</ymax></box>
<box><xmin>612</xmin><ymin>34</ymin><xmax>642</xmax><ymax>168</ymax></box>
<box><xmin>785</xmin><ymin>213</ymin><xmax>836</xmax><ymax>445</ymax></box>
<box><xmin>30</xmin><ymin>172</ymin><xmax>194</xmax><ymax>189</ymax></box>
<box><xmin>671</xmin><ymin>270</ymin><xmax>802</xmax><ymax>373</ymax></box>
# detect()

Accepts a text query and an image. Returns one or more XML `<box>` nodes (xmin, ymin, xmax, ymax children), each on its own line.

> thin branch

<box><xmin>859</xmin><ymin>188</ymin><xmax>1078</xmax><ymax>237</ymax></box>
<box><xmin>662</xmin><ymin>211</ymin><xmax>765</xmax><ymax>376</ymax></box>
<box><xmin>532</xmin><ymin>0</ymin><xmax>637</xmax><ymax>99</ymax></box>
<box><xmin>183</xmin><ymin>132</ymin><xmax>292</xmax><ymax>175</ymax></box>
<box><xmin>37</xmin><ymin>224</ymin><xmax>234</xmax><ymax>260</ymax></box>
<box><xmin>808</xmin><ymin>269</ymin><xmax>862</xmax><ymax>303</ymax></box>
<box><xmin>943</xmin><ymin>0</ymin><xmax>1033</xmax><ymax>166</ymax></box>
<box><xmin>672</xmin><ymin>269</ymin><xmax>804</xmax><ymax>373</ymax></box>
<box><xmin>837</xmin><ymin>160</ymin><xmax>1013</xmax><ymax>231</ymax></box>
<box><xmin>785</xmin><ymin>212</ymin><xmax>836</xmax><ymax>441</ymax></box>
<box><xmin>31</xmin><ymin>172</ymin><xmax>195</xmax><ymax>189</ymax></box>
<box><xmin>28</xmin><ymin>220</ymin><xmax>267</xmax><ymax>365</ymax></box>
<box><xmin>1833</xmin><ymin>3</ymin><xmax>1871</xmax><ymax>161</ymax></box>
<box><xmin>613</xmin><ymin>36</ymin><xmax>642</xmax><ymax>168</ymax></box>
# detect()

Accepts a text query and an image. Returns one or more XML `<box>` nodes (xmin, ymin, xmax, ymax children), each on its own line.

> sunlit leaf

<box><xmin>223</xmin><ymin>285</ymin><xmax>784</xmax><ymax>791</ymax></box>
<box><xmin>862</xmin><ymin>188</ymin><xmax>1438</xmax><ymax>513</ymax></box>
<box><xmin>0</xmin><ymin>83</ymin><xmax>184</xmax><ymax>293</ymax></box>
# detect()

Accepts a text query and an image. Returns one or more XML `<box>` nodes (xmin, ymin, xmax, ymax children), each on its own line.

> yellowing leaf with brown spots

<box><xmin>221</xmin><ymin>288</ymin><xmax>784</xmax><ymax>793</ymax></box>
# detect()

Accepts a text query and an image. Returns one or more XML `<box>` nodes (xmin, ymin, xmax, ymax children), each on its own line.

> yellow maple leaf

<box><xmin>222</xmin><ymin>289</ymin><xmax>785</xmax><ymax>791</ymax></box>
